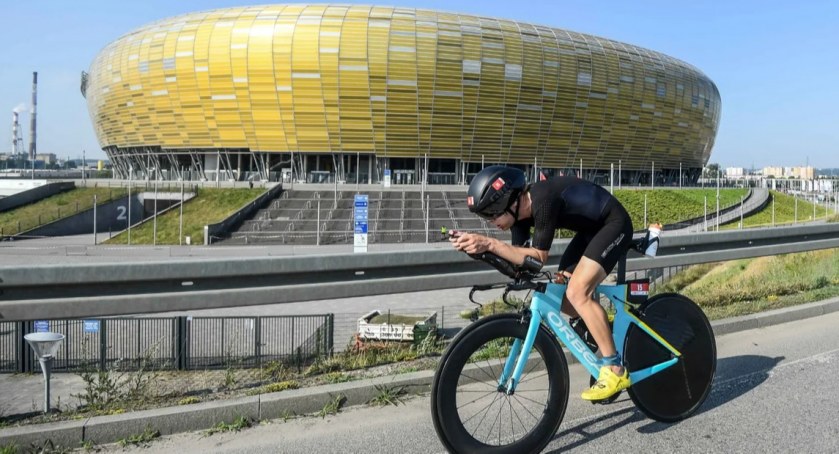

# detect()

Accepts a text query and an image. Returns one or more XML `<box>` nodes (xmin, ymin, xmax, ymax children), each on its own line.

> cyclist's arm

<box><xmin>453</xmin><ymin>232</ymin><xmax>548</xmax><ymax>265</ymax></box>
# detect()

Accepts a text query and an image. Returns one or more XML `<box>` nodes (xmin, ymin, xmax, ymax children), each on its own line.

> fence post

<box><xmin>328</xmin><ymin>314</ymin><xmax>334</xmax><ymax>356</ymax></box>
<box><xmin>17</xmin><ymin>321</ymin><xmax>29</xmax><ymax>373</ymax></box>
<box><xmin>176</xmin><ymin>316</ymin><xmax>188</xmax><ymax>370</ymax></box>
<box><xmin>254</xmin><ymin>317</ymin><xmax>262</xmax><ymax>369</ymax></box>
<box><xmin>100</xmin><ymin>319</ymin><xmax>108</xmax><ymax>370</ymax></box>
<box><xmin>296</xmin><ymin>346</ymin><xmax>303</xmax><ymax>374</ymax></box>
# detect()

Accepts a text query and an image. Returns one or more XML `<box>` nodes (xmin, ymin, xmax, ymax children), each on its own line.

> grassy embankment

<box><xmin>615</xmin><ymin>188</ymin><xmax>746</xmax><ymax>229</ymax></box>
<box><xmin>654</xmin><ymin>248</ymin><xmax>839</xmax><ymax>319</ymax></box>
<box><xmin>548</xmin><ymin>188</ymin><xmax>747</xmax><ymax>237</ymax></box>
<box><xmin>722</xmin><ymin>190</ymin><xmax>831</xmax><ymax>229</ymax></box>
<box><xmin>0</xmin><ymin>187</ymin><xmax>126</xmax><ymax>235</ymax></box>
<box><xmin>104</xmin><ymin>187</ymin><xmax>265</xmax><ymax>245</ymax></box>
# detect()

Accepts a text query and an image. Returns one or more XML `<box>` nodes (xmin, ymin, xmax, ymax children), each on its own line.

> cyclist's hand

<box><xmin>554</xmin><ymin>270</ymin><xmax>572</xmax><ymax>284</ymax></box>
<box><xmin>451</xmin><ymin>232</ymin><xmax>491</xmax><ymax>254</ymax></box>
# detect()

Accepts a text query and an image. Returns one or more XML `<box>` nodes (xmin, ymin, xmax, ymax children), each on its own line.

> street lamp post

<box><xmin>128</xmin><ymin>165</ymin><xmax>133</xmax><ymax>245</ymax></box>
<box><xmin>651</xmin><ymin>161</ymin><xmax>655</xmax><ymax>189</ymax></box>
<box><xmin>24</xmin><ymin>332</ymin><xmax>65</xmax><ymax>414</ymax></box>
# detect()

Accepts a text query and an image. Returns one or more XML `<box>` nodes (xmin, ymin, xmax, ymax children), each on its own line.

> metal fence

<box><xmin>0</xmin><ymin>314</ymin><xmax>333</xmax><ymax>374</ymax></box>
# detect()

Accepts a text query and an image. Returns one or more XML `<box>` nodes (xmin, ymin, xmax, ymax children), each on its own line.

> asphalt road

<box><xmin>100</xmin><ymin>309</ymin><xmax>839</xmax><ymax>453</ymax></box>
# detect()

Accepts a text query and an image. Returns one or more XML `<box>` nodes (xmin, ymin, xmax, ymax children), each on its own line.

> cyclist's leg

<box><xmin>570</xmin><ymin>205</ymin><xmax>634</xmax><ymax>357</ymax></box>
<box><xmin>570</xmin><ymin>211</ymin><xmax>633</xmax><ymax>400</ymax></box>
<box><xmin>558</xmin><ymin>232</ymin><xmax>590</xmax><ymax>318</ymax></box>
<box><xmin>565</xmin><ymin>257</ymin><xmax>612</xmax><ymax>356</ymax></box>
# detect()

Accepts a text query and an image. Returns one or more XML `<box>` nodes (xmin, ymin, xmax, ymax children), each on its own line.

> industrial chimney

<box><xmin>12</xmin><ymin>111</ymin><xmax>25</xmax><ymax>155</ymax></box>
<box><xmin>28</xmin><ymin>72</ymin><xmax>37</xmax><ymax>162</ymax></box>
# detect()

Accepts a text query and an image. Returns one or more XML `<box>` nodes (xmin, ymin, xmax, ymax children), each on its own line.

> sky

<box><xmin>1</xmin><ymin>0</ymin><xmax>837</xmax><ymax>169</ymax></box>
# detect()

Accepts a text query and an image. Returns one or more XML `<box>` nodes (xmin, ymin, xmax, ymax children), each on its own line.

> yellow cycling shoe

<box><xmin>581</xmin><ymin>366</ymin><xmax>630</xmax><ymax>401</ymax></box>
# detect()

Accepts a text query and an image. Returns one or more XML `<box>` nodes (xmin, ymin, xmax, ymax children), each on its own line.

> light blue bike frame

<box><xmin>499</xmin><ymin>282</ymin><xmax>681</xmax><ymax>393</ymax></box>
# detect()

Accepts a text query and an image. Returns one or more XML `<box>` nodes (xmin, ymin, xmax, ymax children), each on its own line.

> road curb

<box><xmin>3</xmin><ymin>296</ymin><xmax>839</xmax><ymax>448</ymax></box>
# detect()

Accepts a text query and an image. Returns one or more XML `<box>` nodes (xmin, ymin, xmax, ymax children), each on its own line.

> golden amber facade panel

<box><xmin>86</xmin><ymin>4</ymin><xmax>720</xmax><ymax>170</ymax></box>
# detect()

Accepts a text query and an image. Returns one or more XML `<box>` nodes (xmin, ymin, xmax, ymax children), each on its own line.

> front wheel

<box><xmin>624</xmin><ymin>293</ymin><xmax>716</xmax><ymax>422</ymax></box>
<box><xmin>431</xmin><ymin>314</ymin><xmax>569</xmax><ymax>454</ymax></box>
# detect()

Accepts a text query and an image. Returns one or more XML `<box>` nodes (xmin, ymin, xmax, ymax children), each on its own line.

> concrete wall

<box><xmin>24</xmin><ymin>195</ymin><xmax>145</xmax><ymax>237</ymax></box>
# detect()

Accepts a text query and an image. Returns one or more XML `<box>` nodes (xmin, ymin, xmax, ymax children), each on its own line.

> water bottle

<box><xmin>644</xmin><ymin>224</ymin><xmax>662</xmax><ymax>257</ymax></box>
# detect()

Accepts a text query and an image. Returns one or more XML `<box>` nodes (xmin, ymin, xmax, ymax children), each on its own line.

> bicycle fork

<box><xmin>497</xmin><ymin>312</ymin><xmax>541</xmax><ymax>394</ymax></box>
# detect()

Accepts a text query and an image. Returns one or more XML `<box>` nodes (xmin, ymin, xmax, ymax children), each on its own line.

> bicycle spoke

<box><xmin>510</xmin><ymin>394</ymin><xmax>545</xmax><ymax>421</ymax></box>
<box><xmin>459</xmin><ymin>370</ymin><xmax>498</xmax><ymax>387</ymax></box>
<box><xmin>510</xmin><ymin>396</ymin><xmax>533</xmax><ymax>434</ymax></box>
<box><xmin>516</xmin><ymin>369</ymin><xmax>549</xmax><ymax>386</ymax></box>
<box><xmin>509</xmin><ymin>397</ymin><xmax>515</xmax><ymax>444</ymax></box>
<box><xmin>482</xmin><ymin>357</ymin><xmax>502</xmax><ymax>386</ymax></box>
<box><xmin>484</xmin><ymin>395</ymin><xmax>504</xmax><ymax>445</ymax></box>
<box><xmin>466</xmin><ymin>391</ymin><xmax>503</xmax><ymax>438</ymax></box>
<box><xmin>456</xmin><ymin>389</ymin><xmax>498</xmax><ymax>410</ymax></box>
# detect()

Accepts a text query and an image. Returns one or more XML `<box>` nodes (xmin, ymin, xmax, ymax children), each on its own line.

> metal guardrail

<box><xmin>0</xmin><ymin>224</ymin><xmax>837</xmax><ymax>321</ymax></box>
<box><xmin>0</xmin><ymin>314</ymin><xmax>333</xmax><ymax>374</ymax></box>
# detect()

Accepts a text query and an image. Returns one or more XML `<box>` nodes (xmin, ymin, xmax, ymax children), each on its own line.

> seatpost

<box><xmin>616</xmin><ymin>254</ymin><xmax>626</xmax><ymax>284</ymax></box>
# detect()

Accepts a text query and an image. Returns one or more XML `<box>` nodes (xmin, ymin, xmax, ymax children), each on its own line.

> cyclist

<box><xmin>451</xmin><ymin>165</ymin><xmax>634</xmax><ymax>401</ymax></box>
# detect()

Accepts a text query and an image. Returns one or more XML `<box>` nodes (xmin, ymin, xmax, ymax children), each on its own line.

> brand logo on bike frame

<box><xmin>547</xmin><ymin>311</ymin><xmax>599</xmax><ymax>368</ymax></box>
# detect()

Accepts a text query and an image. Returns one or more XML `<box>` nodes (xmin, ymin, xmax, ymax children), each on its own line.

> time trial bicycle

<box><xmin>430</xmin><ymin>236</ymin><xmax>716</xmax><ymax>454</ymax></box>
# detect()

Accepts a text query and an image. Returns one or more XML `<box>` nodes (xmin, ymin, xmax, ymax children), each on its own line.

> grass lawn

<box><xmin>653</xmin><ymin>248</ymin><xmax>839</xmax><ymax>320</ymax></box>
<box><xmin>0</xmin><ymin>187</ymin><xmax>126</xmax><ymax>235</ymax></box>
<box><xmin>722</xmin><ymin>190</ymin><xmax>829</xmax><ymax>229</ymax></box>
<box><xmin>104</xmin><ymin>187</ymin><xmax>265</xmax><ymax>245</ymax></box>
<box><xmin>614</xmin><ymin>189</ymin><xmax>747</xmax><ymax>228</ymax></box>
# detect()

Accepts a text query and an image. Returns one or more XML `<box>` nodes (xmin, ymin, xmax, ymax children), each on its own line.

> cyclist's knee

<box><xmin>565</xmin><ymin>285</ymin><xmax>595</xmax><ymax>308</ymax></box>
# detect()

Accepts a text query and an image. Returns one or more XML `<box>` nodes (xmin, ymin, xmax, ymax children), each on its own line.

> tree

<box><xmin>703</xmin><ymin>163</ymin><xmax>721</xmax><ymax>179</ymax></box>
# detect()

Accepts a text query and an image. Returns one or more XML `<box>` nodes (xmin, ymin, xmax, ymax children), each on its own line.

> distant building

<box><xmin>790</xmin><ymin>166</ymin><xmax>815</xmax><ymax>180</ymax></box>
<box><xmin>725</xmin><ymin>167</ymin><xmax>745</xmax><ymax>178</ymax></box>
<box><xmin>35</xmin><ymin>153</ymin><xmax>57</xmax><ymax>165</ymax></box>
<box><xmin>761</xmin><ymin>166</ymin><xmax>815</xmax><ymax>179</ymax></box>
<box><xmin>762</xmin><ymin>166</ymin><xmax>784</xmax><ymax>178</ymax></box>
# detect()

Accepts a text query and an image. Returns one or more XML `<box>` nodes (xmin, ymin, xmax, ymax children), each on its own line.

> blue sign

<box><xmin>384</xmin><ymin>169</ymin><xmax>391</xmax><ymax>176</ymax></box>
<box><xmin>34</xmin><ymin>320</ymin><xmax>50</xmax><ymax>333</ymax></box>
<box><xmin>354</xmin><ymin>194</ymin><xmax>369</xmax><ymax>249</ymax></box>
<box><xmin>83</xmin><ymin>320</ymin><xmax>100</xmax><ymax>334</ymax></box>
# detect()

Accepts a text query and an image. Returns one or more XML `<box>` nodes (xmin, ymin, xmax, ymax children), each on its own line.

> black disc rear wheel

<box><xmin>624</xmin><ymin>293</ymin><xmax>716</xmax><ymax>422</ymax></box>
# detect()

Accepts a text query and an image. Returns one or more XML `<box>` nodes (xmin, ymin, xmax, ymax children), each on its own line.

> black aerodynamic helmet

<box><xmin>467</xmin><ymin>166</ymin><xmax>527</xmax><ymax>220</ymax></box>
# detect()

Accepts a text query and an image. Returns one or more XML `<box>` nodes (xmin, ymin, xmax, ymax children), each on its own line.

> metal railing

<box><xmin>1</xmin><ymin>224</ymin><xmax>838</xmax><ymax>322</ymax></box>
<box><xmin>0</xmin><ymin>314</ymin><xmax>332</xmax><ymax>374</ymax></box>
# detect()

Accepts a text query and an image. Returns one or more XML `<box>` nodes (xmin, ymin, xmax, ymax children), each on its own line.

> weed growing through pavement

<box><xmin>205</xmin><ymin>416</ymin><xmax>252</xmax><ymax>436</ymax></box>
<box><xmin>317</xmin><ymin>394</ymin><xmax>346</xmax><ymax>418</ymax></box>
<box><xmin>178</xmin><ymin>396</ymin><xmax>201</xmax><ymax>405</ymax></box>
<box><xmin>117</xmin><ymin>426</ymin><xmax>160</xmax><ymax>447</ymax></box>
<box><xmin>280</xmin><ymin>409</ymin><xmax>295</xmax><ymax>422</ymax></box>
<box><xmin>72</xmin><ymin>338</ymin><xmax>162</xmax><ymax>413</ymax></box>
<box><xmin>369</xmin><ymin>384</ymin><xmax>407</xmax><ymax>407</ymax></box>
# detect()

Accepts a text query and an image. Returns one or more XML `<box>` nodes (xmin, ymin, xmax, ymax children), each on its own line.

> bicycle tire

<box><xmin>624</xmin><ymin>293</ymin><xmax>716</xmax><ymax>422</ymax></box>
<box><xmin>431</xmin><ymin>313</ymin><xmax>568</xmax><ymax>454</ymax></box>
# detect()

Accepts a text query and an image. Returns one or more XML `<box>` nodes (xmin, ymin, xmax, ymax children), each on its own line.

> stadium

<box><xmin>82</xmin><ymin>4</ymin><xmax>721</xmax><ymax>187</ymax></box>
